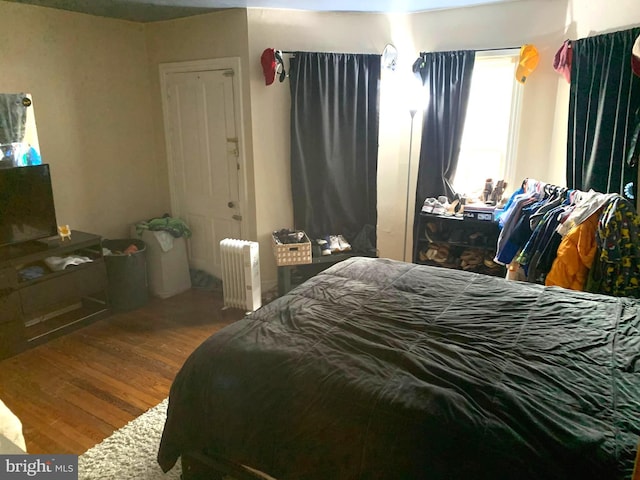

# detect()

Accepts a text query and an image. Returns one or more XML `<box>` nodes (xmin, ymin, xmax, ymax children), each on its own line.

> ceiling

<box><xmin>5</xmin><ymin>0</ymin><xmax>518</xmax><ymax>23</ymax></box>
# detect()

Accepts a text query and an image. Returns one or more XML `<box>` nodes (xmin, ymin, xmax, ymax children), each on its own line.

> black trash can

<box><xmin>102</xmin><ymin>238</ymin><xmax>148</xmax><ymax>312</ymax></box>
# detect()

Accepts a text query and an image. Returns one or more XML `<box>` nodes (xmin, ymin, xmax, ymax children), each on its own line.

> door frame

<box><xmin>159</xmin><ymin>57</ymin><xmax>248</xmax><ymax>241</ymax></box>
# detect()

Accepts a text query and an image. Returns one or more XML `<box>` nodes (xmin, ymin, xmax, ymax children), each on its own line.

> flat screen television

<box><xmin>0</xmin><ymin>164</ymin><xmax>58</xmax><ymax>248</ymax></box>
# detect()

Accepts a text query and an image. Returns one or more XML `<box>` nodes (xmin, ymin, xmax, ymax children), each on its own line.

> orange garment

<box><xmin>545</xmin><ymin>211</ymin><xmax>599</xmax><ymax>291</ymax></box>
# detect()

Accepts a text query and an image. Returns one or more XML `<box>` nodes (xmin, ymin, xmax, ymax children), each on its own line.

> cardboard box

<box><xmin>463</xmin><ymin>205</ymin><xmax>496</xmax><ymax>222</ymax></box>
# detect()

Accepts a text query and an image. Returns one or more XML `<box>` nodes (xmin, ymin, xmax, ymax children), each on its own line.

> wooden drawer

<box><xmin>0</xmin><ymin>291</ymin><xmax>21</xmax><ymax>325</ymax></box>
<box><xmin>20</xmin><ymin>262</ymin><xmax>107</xmax><ymax>315</ymax></box>
<box><xmin>0</xmin><ymin>267</ymin><xmax>17</xmax><ymax>290</ymax></box>
<box><xmin>0</xmin><ymin>320</ymin><xmax>24</xmax><ymax>359</ymax></box>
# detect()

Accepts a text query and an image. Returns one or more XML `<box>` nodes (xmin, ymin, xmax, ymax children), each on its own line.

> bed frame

<box><xmin>181</xmin><ymin>451</ymin><xmax>274</xmax><ymax>480</ymax></box>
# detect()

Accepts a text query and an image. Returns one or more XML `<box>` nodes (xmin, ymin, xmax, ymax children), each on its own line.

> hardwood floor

<box><xmin>0</xmin><ymin>288</ymin><xmax>245</xmax><ymax>455</ymax></box>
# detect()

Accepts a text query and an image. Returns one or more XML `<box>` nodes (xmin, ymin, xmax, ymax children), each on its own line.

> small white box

<box><xmin>130</xmin><ymin>227</ymin><xmax>192</xmax><ymax>299</ymax></box>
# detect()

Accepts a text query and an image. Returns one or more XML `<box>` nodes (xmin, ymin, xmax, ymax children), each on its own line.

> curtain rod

<box><xmin>476</xmin><ymin>46</ymin><xmax>520</xmax><ymax>52</ymax></box>
<box><xmin>419</xmin><ymin>46</ymin><xmax>520</xmax><ymax>56</ymax></box>
<box><xmin>278</xmin><ymin>50</ymin><xmax>381</xmax><ymax>56</ymax></box>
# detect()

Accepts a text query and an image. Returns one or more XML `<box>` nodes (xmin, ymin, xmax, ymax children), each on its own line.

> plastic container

<box><xmin>102</xmin><ymin>238</ymin><xmax>148</xmax><ymax>312</ymax></box>
<box><xmin>130</xmin><ymin>227</ymin><xmax>191</xmax><ymax>299</ymax></box>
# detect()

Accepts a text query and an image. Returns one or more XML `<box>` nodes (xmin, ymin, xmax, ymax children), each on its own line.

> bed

<box><xmin>158</xmin><ymin>257</ymin><xmax>640</xmax><ymax>479</ymax></box>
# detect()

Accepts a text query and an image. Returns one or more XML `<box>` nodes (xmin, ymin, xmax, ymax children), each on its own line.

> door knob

<box><xmin>228</xmin><ymin>201</ymin><xmax>235</xmax><ymax>208</ymax></box>
<box><xmin>232</xmin><ymin>214</ymin><xmax>242</xmax><ymax>221</ymax></box>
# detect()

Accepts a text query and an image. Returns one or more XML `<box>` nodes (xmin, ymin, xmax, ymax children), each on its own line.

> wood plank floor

<box><xmin>0</xmin><ymin>288</ymin><xmax>245</xmax><ymax>455</ymax></box>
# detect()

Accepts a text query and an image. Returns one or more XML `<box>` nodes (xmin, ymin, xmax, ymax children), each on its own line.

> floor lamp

<box><xmin>403</xmin><ymin>108</ymin><xmax>418</xmax><ymax>263</ymax></box>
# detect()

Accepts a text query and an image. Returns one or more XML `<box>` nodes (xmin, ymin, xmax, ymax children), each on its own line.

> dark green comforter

<box><xmin>159</xmin><ymin>257</ymin><xmax>640</xmax><ymax>479</ymax></box>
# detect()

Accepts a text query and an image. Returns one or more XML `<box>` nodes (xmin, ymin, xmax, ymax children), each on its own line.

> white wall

<box><xmin>0</xmin><ymin>1</ymin><xmax>162</xmax><ymax>239</ymax></box>
<box><xmin>567</xmin><ymin>0</ymin><xmax>640</xmax><ymax>37</ymax></box>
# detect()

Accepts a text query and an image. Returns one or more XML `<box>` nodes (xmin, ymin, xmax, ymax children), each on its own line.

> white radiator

<box><xmin>220</xmin><ymin>239</ymin><xmax>262</xmax><ymax>312</ymax></box>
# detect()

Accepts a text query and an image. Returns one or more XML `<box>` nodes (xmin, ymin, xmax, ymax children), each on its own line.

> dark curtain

<box><xmin>0</xmin><ymin>94</ymin><xmax>28</xmax><ymax>145</ymax></box>
<box><xmin>567</xmin><ymin>27</ymin><xmax>640</xmax><ymax>197</ymax></box>
<box><xmin>289</xmin><ymin>52</ymin><xmax>380</xmax><ymax>249</ymax></box>
<box><xmin>412</xmin><ymin>50</ymin><xmax>475</xmax><ymax>255</ymax></box>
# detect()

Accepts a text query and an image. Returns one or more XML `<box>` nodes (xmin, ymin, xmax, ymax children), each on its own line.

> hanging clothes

<box><xmin>495</xmin><ymin>180</ymin><xmax>576</xmax><ymax>269</ymax></box>
<box><xmin>497</xmin><ymin>179</ymin><xmax>640</xmax><ymax>294</ymax></box>
<box><xmin>517</xmin><ymin>199</ymin><xmax>573</xmax><ymax>283</ymax></box>
<box><xmin>494</xmin><ymin>179</ymin><xmax>543</xmax><ymax>265</ymax></box>
<box><xmin>627</xmin><ymin>104</ymin><xmax>640</xmax><ymax>179</ymax></box>
<box><xmin>556</xmin><ymin>190</ymin><xmax>617</xmax><ymax>236</ymax></box>
<box><xmin>585</xmin><ymin>196</ymin><xmax>640</xmax><ymax>298</ymax></box>
<box><xmin>545</xmin><ymin>208</ymin><xmax>600</xmax><ymax>290</ymax></box>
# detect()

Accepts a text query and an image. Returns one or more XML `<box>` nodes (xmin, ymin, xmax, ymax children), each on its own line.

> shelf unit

<box><xmin>413</xmin><ymin>212</ymin><xmax>506</xmax><ymax>277</ymax></box>
<box><xmin>0</xmin><ymin>231</ymin><xmax>109</xmax><ymax>359</ymax></box>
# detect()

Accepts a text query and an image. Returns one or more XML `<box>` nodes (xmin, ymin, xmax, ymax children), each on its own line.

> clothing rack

<box><xmin>522</xmin><ymin>178</ymin><xmax>569</xmax><ymax>196</ymax></box>
<box><xmin>520</xmin><ymin>177</ymin><xmax>599</xmax><ymax>218</ymax></box>
<box><xmin>499</xmin><ymin>177</ymin><xmax>639</xmax><ymax>298</ymax></box>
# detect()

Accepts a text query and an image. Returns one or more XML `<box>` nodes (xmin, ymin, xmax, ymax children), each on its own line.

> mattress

<box><xmin>158</xmin><ymin>257</ymin><xmax>640</xmax><ymax>479</ymax></box>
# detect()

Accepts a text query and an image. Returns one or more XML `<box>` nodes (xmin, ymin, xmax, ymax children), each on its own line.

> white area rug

<box><xmin>79</xmin><ymin>398</ymin><xmax>181</xmax><ymax>480</ymax></box>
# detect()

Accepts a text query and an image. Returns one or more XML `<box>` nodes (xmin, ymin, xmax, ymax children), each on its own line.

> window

<box><xmin>452</xmin><ymin>51</ymin><xmax>522</xmax><ymax>201</ymax></box>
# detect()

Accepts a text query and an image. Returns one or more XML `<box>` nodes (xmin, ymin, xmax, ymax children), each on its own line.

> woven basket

<box><xmin>272</xmin><ymin>231</ymin><xmax>312</xmax><ymax>266</ymax></box>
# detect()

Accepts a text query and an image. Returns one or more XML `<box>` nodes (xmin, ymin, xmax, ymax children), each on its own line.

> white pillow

<box><xmin>0</xmin><ymin>399</ymin><xmax>26</xmax><ymax>452</ymax></box>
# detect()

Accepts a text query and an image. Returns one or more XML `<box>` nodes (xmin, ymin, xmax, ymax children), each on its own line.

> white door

<box><xmin>164</xmin><ymin>69</ymin><xmax>241</xmax><ymax>279</ymax></box>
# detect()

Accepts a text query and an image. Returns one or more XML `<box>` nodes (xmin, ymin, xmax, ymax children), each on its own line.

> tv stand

<box><xmin>37</xmin><ymin>235</ymin><xmax>65</xmax><ymax>246</ymax></box>
<box><xmin>0</xmin><ymin>231</ymin><xmax>110</xmax><ymax>359</ymax></box>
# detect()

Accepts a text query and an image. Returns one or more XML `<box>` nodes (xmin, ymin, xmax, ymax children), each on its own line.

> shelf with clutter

<box><xmin>413</xmin><ymin>211</ymin><xmax>505</xmax><ymax>277</ymax></box>
<box><xmin>413</xmin><ymin>178</ymin><xmax>509</xmax><ymax>278</ymax></box>
<box><xmin>0</xmin><ymin>230</ymin><xmax>109</xmax><ymax>359</ymax></box>
<box><xmin>273</xmin><ymin>228</ymin><xmax>377</xmax><ymax>296</ymax></box>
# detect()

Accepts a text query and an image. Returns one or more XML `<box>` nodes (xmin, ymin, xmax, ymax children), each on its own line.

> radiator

<box><xmin>220</xmin><ymin>239</ymin><xmax>262</xmax><ymax>312</ymax></box>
